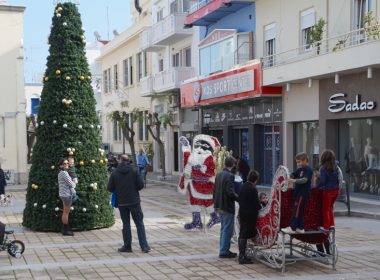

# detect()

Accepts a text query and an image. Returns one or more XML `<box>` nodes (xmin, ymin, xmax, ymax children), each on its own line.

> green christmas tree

<box><xmin>23</xmin><ymin>2</ymin><xmax>114</xmax><ymax>231</ymax></box>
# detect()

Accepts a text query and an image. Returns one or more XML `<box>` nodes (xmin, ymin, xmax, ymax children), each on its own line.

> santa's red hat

<box><xmin>194</xmin><ymin>134</ymin><xmax>221</xmax><ymax>152</ymax></box>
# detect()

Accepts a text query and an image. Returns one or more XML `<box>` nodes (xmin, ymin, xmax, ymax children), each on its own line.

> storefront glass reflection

<box><xmin>294</xmin><ymin>122</ymin><xmax>320</xmax><ymax>170</ymax></box>
<box><xmin>339</xmin><ymin>118</ymin><xmax>380</xmax><ymax>196</ymax></box>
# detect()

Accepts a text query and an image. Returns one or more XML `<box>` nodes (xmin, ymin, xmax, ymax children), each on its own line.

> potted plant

<box><xmin>310</xmin><ymin>18</ymin><xmax>326</xmax><ymax>54</ymax></box>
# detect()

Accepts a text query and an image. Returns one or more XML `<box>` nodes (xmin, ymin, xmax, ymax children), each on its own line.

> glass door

<box><xmin>262</xmin><ymin>125</ymin><xmax>281</xmax><ymax>185</ymax></box>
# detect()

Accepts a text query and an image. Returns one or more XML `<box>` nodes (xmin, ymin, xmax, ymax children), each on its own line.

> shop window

<box><xmin>300</xmin><ymin>8</ymin><xmax>315</xmax><ymax>51</ymax></box>
<box><xmin>294</xmin><ymin>121</ymin><xmax>319</xmax><ymax>170</ymax></box>
<box><xmin>338</xmin><ymin>118</ymin><xmax>380</xmax><ymax>196</ymax></box>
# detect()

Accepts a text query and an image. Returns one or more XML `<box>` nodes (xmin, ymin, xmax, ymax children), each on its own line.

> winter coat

<box><xmin>0</xmin><ymin>168</ymin><xmax>6</xmax><ymax>188</ymax></box>
<box><xmin>58</xmin><ymin>170</ymin><xmax>76</xmax><ymax>197</ymax></box>
<box><xmin>108</xmin><ymin>161</ymin><xmax>144</xmax><ymax>207</ymax></box>
<box><xmin>213</xmin><ymin>168</ymin><xmax>238</xmax><ymax>214</ymax></box>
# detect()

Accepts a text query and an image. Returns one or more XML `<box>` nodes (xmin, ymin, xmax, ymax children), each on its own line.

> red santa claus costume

<box><xmin>178</xmin><ymin>134</ymin><xmax>221</xmax><ymax>230</ymax></box>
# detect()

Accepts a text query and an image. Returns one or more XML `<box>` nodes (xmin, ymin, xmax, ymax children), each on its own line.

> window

<box><xmin>170</xmin><ymin>0</ymin><xmax>181</xmax><ymax>13</ymax></box>
<box><xmin>113</xmin><ymin>119</ymin><xmax>122</xmax><ymax>141</ymax></box>
<box><xmin>294</xmin><ymin>122</ymin><xmax>319</xmax><ymax>170</ymax></box>
<box><xmin>129</xmin><ymin>57</ymin><xmax>133</xmax><ymax>85</ymax></box>
<box><xmin>31</xmin><ymin>97</ymin><xmax>40</xmax><ymax>115</ymax></box>
<box><xmin>184</xmin><ymin>48</ymin><xmax>191</xmax><ymax>67</ymax></box>
<box><xmin>123</xmin><ymin>57</ymin><xmax>133</xmax><ymax>86</ymax></box>
<box><xmin>159</xmin><ymin>58</ymin><xmax>164</xmax><ymax>72</ymax></box>
<box><xmin>300</xmin><ymin>8</ymin><xmax>315</xmax><ymax>51</ymax></box>
<box><xmin>172</xmin><ymin>52</ymin><xmax>180</xmax><ymax>67</ymax></box>
<box><xmin>354</xmin><ymin>0</ymin><xmax>374</xmax><ymax>29</ymax></box>
<box><xmin>199</xmin><ymin>36</ymin><xmax>234</xmax><ymax>76</ymax></box>
<box><xmin>114</xmin><ymin>64</ymin><xmax>118</xmax><ymax>90</ymax></box>
<box><xmin>338</xmin><ymin>118</ymin><xmax>380</xmax><ymax>196</ymax></box>
<box><xmin>103</xmin><ymin>68</ymin><xmax>111</xmax><ymax>93</ymax></box>
<box><xmin>144</xmin><ymin>52</ymin><xmax>148</xmax><ymax>77</ymax></box>
<box><xmin>265</xmin><ymin>23</ymin><xmax>276</xmax><ymax>66</ymax></box>
<box><xmin>157</xmin><ymin>8</ymin><xmax>164</xmax><ymax>22</ymax></box>
<box><xmin>123</xmin><ymin>59</ymin><xmax>129</xmax><ymax>86</ymax></box>
<box><xmin>137</xmin><ymin>52</ymin><xmax>143</xmax><ymax>81</ymax></box>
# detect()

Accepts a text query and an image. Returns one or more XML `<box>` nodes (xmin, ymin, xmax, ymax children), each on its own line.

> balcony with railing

<box><xmin>153</xmin><ymin>67</ymin><xmax>195</xmax><ymax>93</ymax></box>
<box><xmin>262</xmin><ymin>25</ymin><xmax>380</xmax><ymax>86</ymax></box>
<box><xmin>186</xmin><ymin>0</ymin><xmax>253</xmax><ymax>27</ymax></box>
<box><xmin>151</xmin><ymin>13</ymin><xmax>192</xmax><ymax>46</ymax></box>
<box><xmin>139</xmin><ymin>27</ymin><xmax>163</xmax><ymax>52</ymax></box>
<box><xmin>139</xmin><ymin>76</ymin><xmax>154</xmax><ymax>97</ymax></box>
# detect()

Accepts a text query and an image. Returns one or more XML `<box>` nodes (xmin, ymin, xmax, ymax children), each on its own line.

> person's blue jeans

<box><xmin>219</xmin><ymin>211</ymin><xmax>235</xmax><ymax>256</ymax></box>
<box><xmin>119</xmin><ymin>203</ymin><xmax>149</xmax><ymax>250</ymax></box>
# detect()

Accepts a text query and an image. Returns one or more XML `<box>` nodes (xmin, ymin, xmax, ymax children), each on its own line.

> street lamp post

<box><xmin>203</xmin><ymin>112</ymin><xmax>211</xmax><ymax>134</ymax></box>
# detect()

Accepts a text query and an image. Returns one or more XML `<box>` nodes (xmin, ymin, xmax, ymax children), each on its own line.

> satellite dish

<box><xmin>94</xmin><ymin>31</ymin><xmax>101</xmax><ymax>41</ymax></box>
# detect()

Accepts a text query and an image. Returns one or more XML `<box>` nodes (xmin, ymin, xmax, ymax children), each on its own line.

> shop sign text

<box><xmin>328</xmin><ymin>93</ymin><xmax>376</xmax><ymax>113</ymax></box>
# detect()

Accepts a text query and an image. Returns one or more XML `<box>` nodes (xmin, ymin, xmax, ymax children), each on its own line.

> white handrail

<box><xmin>262</xmin><ymin>25</ymin><xmax>380</xmax><ymax>68</ymax></box>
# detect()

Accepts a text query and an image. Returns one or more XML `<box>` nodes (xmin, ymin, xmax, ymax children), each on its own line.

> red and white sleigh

<box><xmin>247</xmin><ymin>166</ymin><xmax>338</xmax><ymax>273</ymax></box>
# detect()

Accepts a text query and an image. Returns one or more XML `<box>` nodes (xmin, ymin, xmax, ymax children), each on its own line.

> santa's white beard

<box><xmin>189</xmin><ymin>149</ymin><xmax>212</xmax><ymax>166</ymax></box>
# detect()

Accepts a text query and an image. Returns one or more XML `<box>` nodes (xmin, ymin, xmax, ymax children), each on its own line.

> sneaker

<box><xmin>296</xmin><ymin>228</ymin><xmax>305</xmax><ymax>234</ymax></box>
<box><xmin>118</xmin><ymin>246</ymin><xmax>132</xmax><ymax>253</ymax></box>
<box><xmin>282</xmin><ymin>226</ymin><xmax>296</xmax><ymax>234</ymax></box>
<box><xmin>219</xmin><ymin>251</ymin><xmax>237</xmax><ymax>258</ymax></box>
<box><xmin>141</xmin><ymin>246</ymin><xmax>151</xmax><ymax>253</ymax></box>
<box><xmin>318</xmin><ymin>226</ymin><xmax>329</xmax><ymax>234</ymax></box>
<box><xmin>62</xmin><ymin>231</ymin><xmax>74</xmax><ymax>236</ymax></box>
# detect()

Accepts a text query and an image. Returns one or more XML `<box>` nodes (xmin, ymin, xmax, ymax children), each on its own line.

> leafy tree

<box><xmin>22</xmin><ymin>3</ymin><xmax>114</xmax><ymax>231</ymax></box>
<box><xmin>146</xmin><ymin>112</ymin><xmax>173</xmax><ymax>178</ymax></box>
<box><xmin>110</xmin><ymin>108</ymin><xmax>140</xmax><ymax>165</ymax></box>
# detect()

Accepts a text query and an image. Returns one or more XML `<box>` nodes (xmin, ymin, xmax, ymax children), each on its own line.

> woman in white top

<box><xmin>58</xmin><ymin>158</ymin><xmax>76</xmax><ymax>236</ymax></box>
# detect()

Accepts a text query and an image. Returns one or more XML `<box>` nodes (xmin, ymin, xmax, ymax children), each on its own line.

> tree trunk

<box><xmin>147</xmin><ymin>113</ymin><xmax>166</xmax><ymax>178</ymax></box>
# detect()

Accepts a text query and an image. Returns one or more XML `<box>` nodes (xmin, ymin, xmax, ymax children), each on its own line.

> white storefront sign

<box><xmin>328</xmin><ymin>93</ymin><xmax>376</xmax><ymax>113</ymax></box>
<box><xmin>201</xmin><ymin>69</ymin><xmax>254</xmax><ymax>100</ymax></box>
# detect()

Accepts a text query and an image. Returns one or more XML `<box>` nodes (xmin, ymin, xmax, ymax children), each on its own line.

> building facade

<box><xmin>0</xmin><ymin>3</ymin><xmax>27</xmax><ymax>184</ymax></box>
<box><xmin>139</xmin><ymin>0</ymin><xmax>195</xmax><ymax>174</ymax></box>
<box><xmin>99</xmin><ymin>0</ymin><xmax>152</xmax><ymax>157</ymax></box>
<box><xmin>256</xmin><ymin>0</ymin><xmax>380</xmax><ymax>198</ymax></box>
<box><xmin>181</xmin><ymin>0</ymin><xmax>282</xmax><ymax>185</ymax></box>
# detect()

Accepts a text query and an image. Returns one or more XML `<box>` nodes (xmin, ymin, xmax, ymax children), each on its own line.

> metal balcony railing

<box><xmin>262</xmin><ymin>25</ymin><xmax>380</xmax><ymax>69</ymax></box>
<box><xmin>188</xmin><ymin>0</ymin><xmax>212</xmax><ymax>14</ymax></box>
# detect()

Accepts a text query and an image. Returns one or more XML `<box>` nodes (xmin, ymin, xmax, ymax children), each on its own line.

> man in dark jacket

<box><xmin>108</xmin><ymin>155</ymin><xmax>151</xmax><ymax>253</ymax></box>
<box><xmin>213</xmin><ymin>156</ymin><xmax>239</xmax><ymax>258</ymax></box>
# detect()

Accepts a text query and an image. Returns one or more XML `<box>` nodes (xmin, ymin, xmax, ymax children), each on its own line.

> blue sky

<box><xmin>8</xmin><ymin>0</ymin><xmax>132</xmax><ymax>83</ymax></box>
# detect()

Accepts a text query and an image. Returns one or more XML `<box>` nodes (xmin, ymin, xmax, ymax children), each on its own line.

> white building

<box><xmin>139</xmin><ymin>0</ymin><xmax>196</xmax><ymax>174</ymax></box>
<box><xmin>99</xmin><ymin>0</ymin><xmax>152</xmax><ymax>157</ymax></box>
<box><xmin>0</xmin><ymin>2</ymin><xmax>27</xmax><ymax>184</ymax></box>
<box><xmin>256</xmin><ymin>0</ymin><xmax>380</xmax><ymax>197</ymax></box>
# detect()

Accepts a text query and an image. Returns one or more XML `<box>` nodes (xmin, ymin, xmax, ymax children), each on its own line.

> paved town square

<box><xmin>1</xmin><ymin>180</ymin><xmax>380</xmax><ymax>280</ymax></box>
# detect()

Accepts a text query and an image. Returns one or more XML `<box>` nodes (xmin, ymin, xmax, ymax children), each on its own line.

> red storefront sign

<box><xmin>181</xmin><ymin>62</ymin><xmax>282</xmax><ymax>108</ymax></box>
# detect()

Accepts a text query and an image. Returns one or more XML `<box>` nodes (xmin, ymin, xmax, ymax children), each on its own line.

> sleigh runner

<box><xmin>246</xmin><ymin>166</ymin><xmax>338</xmax><ymax>272</ymax></box>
